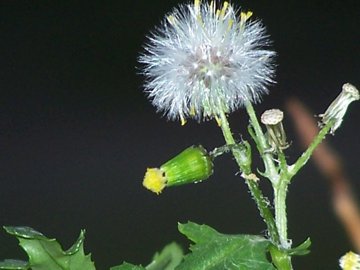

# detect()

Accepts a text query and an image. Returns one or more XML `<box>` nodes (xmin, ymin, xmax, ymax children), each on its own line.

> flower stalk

<box><xmin>218</xmin><ymin>110</ymin><xmax>280</xmax><ymax>245</ymax></box>
<box><xmin>288</xmin><ymin>119</ymin><xmax>334</xmax><ymax>179</ymax></box>
<box><xmin>245</xmin><ymin>102</ymin><xmax>279</xmax><ymax>184</ymax></box>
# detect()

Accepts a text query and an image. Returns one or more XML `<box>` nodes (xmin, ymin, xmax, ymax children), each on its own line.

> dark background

<box><xmin>0</xmin><ymin>0</ymin><xmax>359</xmax><ymax>269</ymax></box>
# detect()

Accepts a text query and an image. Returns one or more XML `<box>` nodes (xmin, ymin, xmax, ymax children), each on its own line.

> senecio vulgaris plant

<box><xmin>0</xmin><ymin>1</ymin><xmax>358</xmax><ymax>270</ymax></box>
<box><xmin>138</xmin><ymin>0</ymin><xmax>360</xmax><ymax>269</ymax></box>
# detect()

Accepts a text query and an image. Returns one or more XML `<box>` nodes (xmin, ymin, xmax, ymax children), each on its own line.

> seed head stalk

<box><xmin>245</xmin><ymin>102</ymin><xmax>279</xmax><ymax>183</ymax></box>
<box><xmin>218</xmin><ymin>110</ymin><xmax>280</xmax><ymax>245</ymax></box>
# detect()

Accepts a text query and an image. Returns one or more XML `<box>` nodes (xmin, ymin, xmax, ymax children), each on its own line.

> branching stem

<box><xmin>245</xmin><ymin>102</ymin><xmax>279</xmax><ymax>184</ymax></box>
<box><xmin>218</xmin><ymin>110</ymin><xmax>280</xmax><ymax>245</ymax></box>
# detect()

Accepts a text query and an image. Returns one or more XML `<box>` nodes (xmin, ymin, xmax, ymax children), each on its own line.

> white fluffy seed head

<box><xmin>139</xmin><ymin>0</ymin><xmax>276</xmax><ymax>124</ymax></box>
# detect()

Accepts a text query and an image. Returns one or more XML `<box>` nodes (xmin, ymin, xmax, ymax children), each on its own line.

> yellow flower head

<box><xmin>143</xmin><ymin>168</ymin><xmax>166</xmax><ymax>195</ymax></box>
<box><xmin>339</xmin><ymin>251</ymin><xmax>360</xmax><ymax>270</ymax></box>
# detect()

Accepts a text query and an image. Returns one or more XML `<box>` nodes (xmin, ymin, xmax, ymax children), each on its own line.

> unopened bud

<box><xmin>143</xmin><ymin>146</ymin><xmax>213</xmax><ymax>194</ymax></box>
<box><xmin>319</xmin><ymin>83</ymin><xmax>359</xmax><ymax>134</ymax></box>
<box><xmin>261</xmin><ymin>109</ymin><xmax>289</xmax><ymax>152</ymax></box>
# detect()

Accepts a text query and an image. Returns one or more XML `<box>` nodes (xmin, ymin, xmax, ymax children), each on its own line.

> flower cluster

<box><xmin>139</xmin><ymin>0</ymin><xmax>276</xmax><ymax>124</ymax></box>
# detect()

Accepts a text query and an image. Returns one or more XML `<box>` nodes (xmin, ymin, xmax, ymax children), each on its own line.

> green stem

<box><xmin>244</xmin><ymin>103</ymin><xmax>293</xmax><ymax>268</ymax></box>
<box><xmin>245</xmin><ymin>102</ymin><xmax>279</xmax><ymax>184</ymax></box>
<box><xmin>274</xmin><ymin>179</ymin><xmax>289</xmax><ymax>248</ymax></box>
<box><xmin>288</xmin><ymin>120</ymin><xmax>334</xmax><ymax>178</ymax></box>
<box><xmin>273</xmin><ymin>119</ymin><xmax>333</xmax><ymax>247</ymax></box>
<box><xmin>274</xmin><ymin>151</ymin><xmax>291</xmax><ymax>248</ymax></box>
<box><xmin>218</xmin><ymin>111</ymin><xmax>280</xmax><ymax>245</ymax></box>
<box><xmin>269</xmin><ymin>245</ymin><xmax>293</xmax><ymax>270</ymax></box>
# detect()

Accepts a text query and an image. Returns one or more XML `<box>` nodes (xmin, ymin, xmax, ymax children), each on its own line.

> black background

<box><xmin>0</xmin><ymin>0</ymin><xmax>359</xmax><ymax>269</ymax></box>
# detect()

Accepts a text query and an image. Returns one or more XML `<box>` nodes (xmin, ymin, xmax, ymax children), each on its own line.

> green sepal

<box><xmin>160</xmin><ymin>146</ymin><xmax>213</xmax><ymax>187</ymax></box>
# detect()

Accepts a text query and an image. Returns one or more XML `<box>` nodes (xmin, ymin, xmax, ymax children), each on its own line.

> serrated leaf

<box><xmin>110</xmin><ymin>262</ymin><xmax>145</xmax><ymax>270</ymax></box>
<box><xmin>2</xmin><ymin>226</ymin><xmax>95</xmax><ymax>270</ymax></box>
<box><xmin>0</xmin><ymin>259</ymin><xmax>29</xmax><ymax>270</ymax></box>
<box><xmin>177</xmin><ymin>222</ymin><xmax>275</xmax><ymax>270</ymax></box>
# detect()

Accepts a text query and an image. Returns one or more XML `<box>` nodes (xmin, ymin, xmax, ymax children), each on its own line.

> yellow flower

<box><xmin>339</xmin><ymin>251</ymin><xmax>360</xmax><ymax>270</ymax></box>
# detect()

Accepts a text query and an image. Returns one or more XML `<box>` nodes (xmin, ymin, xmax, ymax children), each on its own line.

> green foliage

<box><xmin>104</xmin><ymin>222</ymin><xmax>278</xmax><ymax>270</ymax></box>
<box><xmin>287</xmin><ymin>238</ymin><xmax>311</xmax><ymax>256</ymax></box>
<box><xmin>110</xmin><ymin>263</ymin><xmax>145</xmax><ymax>270</ymax></box>
<box><xmin>269</xmin><ymin>237</ymin><xmax>311</xmax><ymax>269</ymax></box>
<box><xmin>1</xmin><ymin>206</ymin><xmax>280</xmax><ymax>270</ymax></box>
<box><xmin>177</xmin><ymin>222</ymin><xmax>276</xmax><ymax>270</ymax></box>
<box><xmin>112</xmin><ymin>242</ymin><xmax>183</xmax><ymax>270</ymax></box>
<box><xmin>146</xmin><ymin>242</ymin><xmax>183</xmax><ymax>270</ymax></box>
<box><xmin>0</xmin><ymin>260</ymin><xmax>29</xmax><ymax>270</ymax></box>
<box><xmin>0</xmin><ymin>226</ymin><xmax>95</xmax><ymax>270</ymax></box>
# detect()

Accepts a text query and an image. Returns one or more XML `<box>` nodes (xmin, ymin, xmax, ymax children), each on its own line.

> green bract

<box><xmin>161</xmin><ymin>146</ymin><xmax>213</xmax><ymax>187</ymax></box>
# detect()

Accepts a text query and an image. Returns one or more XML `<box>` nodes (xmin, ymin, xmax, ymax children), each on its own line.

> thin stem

<box><xmin>288</xmin><ymin>119</ymin><xmax>334</xmax><ymax>178</ymax></box>
<box><xmin>273</xmin><ymin>119</ymin><xmax>334</xmax><ymax>253</ymax></box>
<box><xmin>278</xmin><ymin>151</ymin><xmax>288</xmax><ymax>174</ymax></box>
<box><xmin>218</xmin><ymin>111</ymin><xmax>280</xmax><ymax>244</ymax></box>
<box><xmin>245</xmin><ymin>102</ymin><xmax>279</xmax><ymax>184</ymax></box>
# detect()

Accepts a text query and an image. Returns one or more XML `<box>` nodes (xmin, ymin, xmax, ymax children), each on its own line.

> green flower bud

<box><xmin>143</xmin><ymin>146</ymin><xmax>213</xmax><ymax>194</ymax></box>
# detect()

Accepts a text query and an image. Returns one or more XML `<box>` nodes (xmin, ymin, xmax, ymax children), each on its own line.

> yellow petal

<box><xmin>143</xmin><ymin>168</ymin><xmax>166</xmax><ymax>194</ymax></box>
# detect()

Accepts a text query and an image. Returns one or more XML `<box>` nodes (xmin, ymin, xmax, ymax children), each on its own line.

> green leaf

<box><xmin>0</xmin><ymin>259</ymin><xmax>29</xmax><ymax>270</ymax></box>
<box><xmin>110</xmin><ymin>262</ymin><xmax>145</xmax><ymax>270</ymax></box>
<box><xmin>111</xmin><ymin>242</ymin><xmax>183</xmax><ymax>270</ymax></box>
<box><xmin>177</xmin><ymin>222</ymin><xmax>275</xmax><ymax>270</ymax></box>
<box><xmin>1</xmin><ymin>226</ymin><xmax>95</xmax><ymax>270</ymax></box>
<box><xmin>146</xmin><ymin>242</ymin><xmax>183</xmax><ymax>270</ymax></box>
<box><xmin>288</xmin><ymin>238</ymin><xmax>311</xmax><ymax>256</ymax></box>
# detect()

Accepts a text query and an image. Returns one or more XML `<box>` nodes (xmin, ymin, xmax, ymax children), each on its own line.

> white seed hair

<box><xmin>139</xmin><ymin>0</ymin><xmax>276</xmax><ymax>123</ymax></box>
